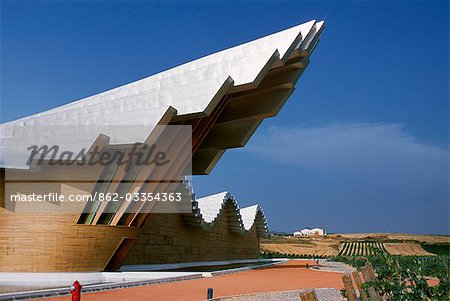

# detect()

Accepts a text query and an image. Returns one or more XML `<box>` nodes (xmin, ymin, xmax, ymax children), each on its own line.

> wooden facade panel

<box><xmin>0</xmin><ymin>209</ymin><xmax>140</xmax><ymax>272</ymax></box>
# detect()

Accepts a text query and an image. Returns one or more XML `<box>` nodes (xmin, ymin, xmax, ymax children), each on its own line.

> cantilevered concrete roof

<box><xmin>1</xmin><ymin>20</ymin><xmax>324</xmax><ymax>174</ymax></box>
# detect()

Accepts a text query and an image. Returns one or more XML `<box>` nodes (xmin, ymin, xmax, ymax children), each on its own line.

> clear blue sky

<box><xmin>1</xmin><ymin>1</ymin><xmax>448</xmax><ymax>234</ymax></box>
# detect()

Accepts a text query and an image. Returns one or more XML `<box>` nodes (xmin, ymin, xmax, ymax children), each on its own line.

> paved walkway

<box><xmin>312</xmin><ymin>261</ymin><xmax>356</xmax><ymax>274</ymax></box>
<box><xmin>213</xmin><ymin>288</ymin><xmax>343</xmax><ymax>301</ymax></box>
<box><xmin>39</xmin><ymin>260</ymin><xmax>344</xmax><ymax>301</ymax></box>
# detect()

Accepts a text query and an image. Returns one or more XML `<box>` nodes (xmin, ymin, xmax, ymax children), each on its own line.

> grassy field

<box><xmin>261</xmin><ymin>233</ymin><xmax>449</xmax><ymax>257</ymax></box>
<box><xmin>383</xmin><ymin>243</ymin><xmax>435</xmax><ymax>256</ymax></box>
<box><xmin>260</xmin><ymin>235</ymin><xmax>340</xmax><ymax>257</ymax></box>
<box><xmin>328</xmin><ymin>233</ymin><xmax>450</xmax><ymax>244</ymax></box>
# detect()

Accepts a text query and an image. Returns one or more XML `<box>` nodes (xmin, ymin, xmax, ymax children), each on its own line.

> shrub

<box><xmin>334</xmin><ymin>254</ymin><xmax>449</xmax><ymax>300</ymax></box>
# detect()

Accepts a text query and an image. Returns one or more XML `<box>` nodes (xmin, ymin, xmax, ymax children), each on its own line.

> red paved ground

<box><xmin>40</xmin><ymin>260</ymin><xmax>344</xmax><ymax>301</ymax></box>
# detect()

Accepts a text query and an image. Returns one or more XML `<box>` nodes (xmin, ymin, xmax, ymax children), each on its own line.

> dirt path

<box><xmin>39</xmin><ymin>261</ymin><xmax>344</xmax><ymax>301</ymax></box>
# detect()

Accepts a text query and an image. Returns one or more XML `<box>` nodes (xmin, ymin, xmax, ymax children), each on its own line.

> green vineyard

<box><xmin>338</xmin><ymin>241</ymin><xmax>388</xmax><ymax>256</ymax></box>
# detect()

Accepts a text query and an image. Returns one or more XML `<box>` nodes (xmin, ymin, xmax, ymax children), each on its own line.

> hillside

<box><xmin>261</xmin><ymin>233</ymin><xmax>449</xmax><ymax>257</ymax></box>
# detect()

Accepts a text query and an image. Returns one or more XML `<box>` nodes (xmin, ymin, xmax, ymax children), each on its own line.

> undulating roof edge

<box><xmin>181</xmin><ymin>191</ymin><xmax>269</xmax><ymax>237</ymax></box>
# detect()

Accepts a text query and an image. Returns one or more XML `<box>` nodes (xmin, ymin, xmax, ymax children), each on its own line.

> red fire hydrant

<box><xmin>69</xmin><ymin>280</ymin><xmax>82</xmax><ymax>301</ymax></box>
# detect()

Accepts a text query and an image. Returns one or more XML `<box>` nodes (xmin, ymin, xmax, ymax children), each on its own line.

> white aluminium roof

<box><xmin>0</xmin><ymin>20</ymin><xmax>324</xmax><ymax>169</ymax></box>
<box><xmin>194</xmin><ymin>191</ymin><xmax>268</xmax><ymax>235</ymax></box>
<box><xmin>240</xmin><ymin>205</ymin><xmax>262</xmax><ymax>231</ymax></box>
<box><xmin>4</xmin><ymin>20</ymin><xmax>320</xmax><ymax>126</ymax></box>
<box><xmin>196</xmin><ymin>192</ymin><xmax>233</xmax><ymax>223</ymax></box>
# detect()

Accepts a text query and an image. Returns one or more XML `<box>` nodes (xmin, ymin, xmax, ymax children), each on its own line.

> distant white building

<box><xmin>293</xmin><ymin>228</ymin><xmax>325</xmax><ymax>236</ymax></box>
<box><xmin>311</xmin><ymin>228</ymin><xmax>325</xmax><ymax>236</ymax></box>
<box><xmin>301</xmin><ymin>228</ymin><xmax>313</xmax><ymax>236</ymax></box>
